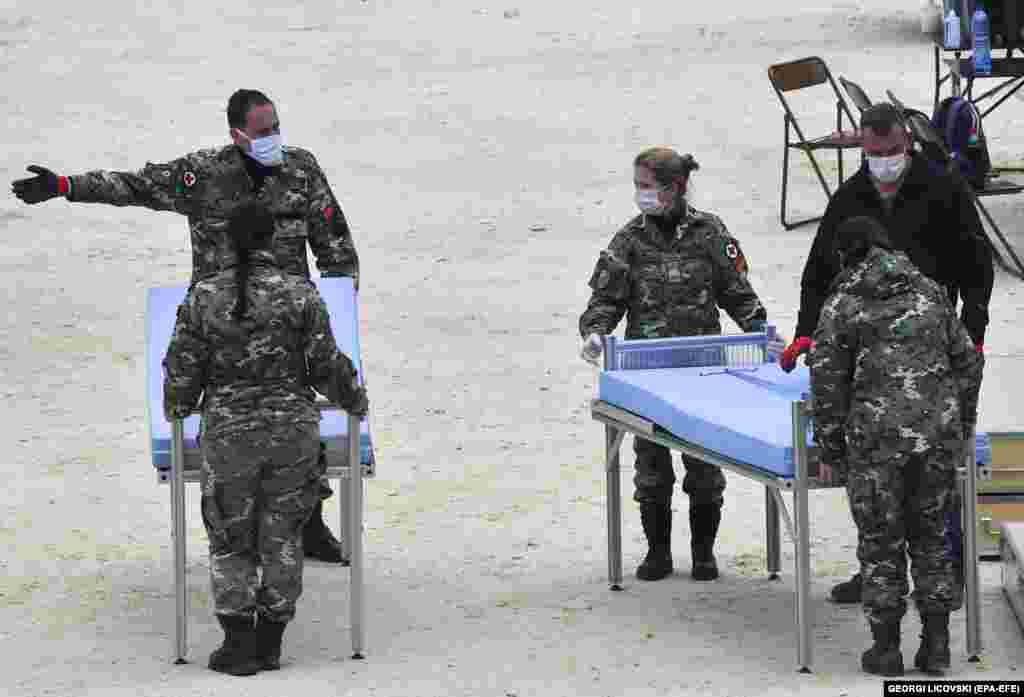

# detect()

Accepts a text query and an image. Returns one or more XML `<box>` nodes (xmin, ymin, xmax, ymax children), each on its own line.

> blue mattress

<box><xmin>146</xmin><ymin>277</ymin><xmax>374</xmax><ymax>470</ymax></box>
<box><xmin>599</xmin><ymin>363</ymin><xmax>992</xmax><ymax>479</ymax></box>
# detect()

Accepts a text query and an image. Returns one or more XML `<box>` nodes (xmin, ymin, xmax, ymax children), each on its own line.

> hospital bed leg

<box><xmin>962</xmin><ymin>429</ymin><xmax>982</xmax><ymax>662</ymax></box>
<box><xmin>171</xmin><ymin>419</ymin><xmax>189</xmax><ymax>664</ymax></box>
<box><xmin>349</xmin><ymin>412</ymin><xmax>366</xmax><ymax>659</ymax></box>
<box><xmin>792</xmin><ymin>402</ymin><xmax>813</xmax><ymax>673</ymax></box>
<box><xmin>606</xmin><ymin>425</ymin><xmax>625</xmax><ymax>591</ymax></box>
<box><xmin>766</xmin><ymin>486</ymin><xmax>781</xmax><ymax>580</ymax></box>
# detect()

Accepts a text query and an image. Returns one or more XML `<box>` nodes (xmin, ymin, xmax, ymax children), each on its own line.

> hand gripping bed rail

<box><xmin>603</xmin><ymin>326</ymin><xmax>776</xmax><ymax>372</ymax></box>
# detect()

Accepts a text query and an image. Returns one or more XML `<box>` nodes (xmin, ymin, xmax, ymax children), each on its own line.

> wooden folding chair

<box><xmin>891</xmin><ymin>93</ymin><xmax>1024</xmax><ymax>278</ymax></box>
<box><xmin>768</xmin><ymin>56</ymin><xmax>861</xmax><ymax>230</ymax></box>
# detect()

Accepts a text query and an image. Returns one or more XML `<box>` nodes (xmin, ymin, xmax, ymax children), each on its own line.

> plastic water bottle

<box><xmin>974</xmin><ymin>1</ymin><xmax>992</xmax><ymax>75</ymax></box>
<box><xmin>945</xmin><ymin>8</ymin><xmax>961</xmax><ymax>48</ymax></box>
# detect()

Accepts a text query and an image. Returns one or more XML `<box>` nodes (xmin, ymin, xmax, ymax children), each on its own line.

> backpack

<box><xmin>931</xmin><ymin>96</ymin><xmax>991</xmax><ymax>188</ymax></box>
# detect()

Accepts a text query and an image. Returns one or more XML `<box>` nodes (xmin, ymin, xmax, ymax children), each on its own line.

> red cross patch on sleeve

<box><xmin>725</xmin><ymin>239</ymin><xmax>748</xmax><ymax>274</ymax></box>
<box><xmin>324</xmin><ymin>206</ymin><xmax>335</xmax><ymax>223</ymax></box>
<box><xmin>182</xmin><ymin>171</ymin><xmax>197</xmax><ymax>188</ymax></box>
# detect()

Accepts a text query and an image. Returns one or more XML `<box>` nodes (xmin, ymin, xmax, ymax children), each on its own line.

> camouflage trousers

<box><xmin>633</xmin><ymin>437</ymin><xmax>726</xmax><ymax>507</ymax></box>
<box><xmin>200</xmin><ymin>422</ymin><xmax>322</xmax><ymax>623</ymax></box>
<box><xmin>846</xmin><ymin>446</ymin><xmax>963</xmax><ymax>627</ymax></box>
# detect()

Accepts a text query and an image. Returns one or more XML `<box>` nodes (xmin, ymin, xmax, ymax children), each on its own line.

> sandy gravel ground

<box><xmin>3</xmin><ymin>1</ymin><xmax>1024</xmax><ymax>695</ymax></box>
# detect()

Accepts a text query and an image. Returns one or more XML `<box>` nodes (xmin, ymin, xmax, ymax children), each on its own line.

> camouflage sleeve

<box><xmin>578</xmin><ymin>234</ymin><xmax>631</xmax><ymax>339</ymax></box>
<box><xmin>947</xmin><ymin>308</ymin><xmax>984</xmax><ymax>434</ymax></box>
<box><xmin>162</xmin><ymin>295</ymin><xmax>209</xmax><ymax>421</ymax></box>
<box><xmin>68</xmin><ymin>155</ymin><xmax>194</xmax><ymax>213</ymax></box>
<box><xmin>302</xmin><ymin>287</ymin><xmax>362</xmax><ymax>407</ymax></box>
<box><xmin>808</xmin><ymin>295</ymin><xmax>854</xmax><ymax>466</ymax></box>
<box><xmin>305</xmin><ymin>154</ymin><xmax>360</xmax><ymax>284</ymax></box>
<box><xmin>707</xmin><ymin>225</ymin><xmax>767</xmax><ymax>332</ymax></box>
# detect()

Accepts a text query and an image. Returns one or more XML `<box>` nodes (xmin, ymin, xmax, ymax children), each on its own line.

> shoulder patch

<box><xmin>723</xmin><ymin>238</ymin><xmax>748</xmax><ymax>274</ymax></box>
<box><xmin>182</xmin><ymin>171</ymin><xmax>197</xmax><ymax>188</ymax></box>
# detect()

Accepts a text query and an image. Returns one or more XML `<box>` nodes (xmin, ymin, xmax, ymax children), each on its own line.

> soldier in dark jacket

<box><xmin>578</xmin><ymin>147</ymin><xmax>771</xmax><ymax>582</ymax></box>
<box><xmin>163</xmin><ymin>201</ymin><xmax>368</xmax><ymax>675</ymax></box>
<box><xmin>810</xmin><ymin>216</ymin><xmax>983</xmax><ymax>677</ymax></box>
<box><xmin>780</xmin><ymin>102</ymin><xmax>992</xmax><ymax>604</ymax></box>
<box><xmin>12</xmin><ymin>89</ymin><xmax>357</xmax><ymax>562</ymax></box>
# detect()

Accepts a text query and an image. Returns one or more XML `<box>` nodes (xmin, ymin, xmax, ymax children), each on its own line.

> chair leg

<box><xmin>780</xmin><ymin>117</ymin><xmax>825</xmax><ymax>231</ymax></box>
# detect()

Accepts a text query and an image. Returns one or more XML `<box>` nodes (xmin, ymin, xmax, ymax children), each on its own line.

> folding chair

<box><xmin>891</xmin><ymin>93</ymin><xmax>1024</xmax><ymax>278</ymax></box>
<box><xmin>839</xmin><ymin>76</ymin><xmax>873</xmax><ymax>114</ymax></box>
<box><xmin>768</xmin><ymin>56</ymin><xmax>861</xmax><ymax>230</ymax></box>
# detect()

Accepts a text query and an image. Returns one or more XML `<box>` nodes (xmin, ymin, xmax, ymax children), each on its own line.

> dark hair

<box><xmin>835</xmin><ymin>216</ymin><xmax>894</xmax><ymax>268</ymax></box>
<box><xmin>860</xmin><ymin>103</ymin><xmax>905</xmax><ymax>137</ymax></box>
<box><xmin>227</xmin><ymin>201</ymin><xmax>275</xmax><ymax>320</ymax></box>
<box><xmin>226</xmin><ymin>89</ymin><xmax>274</xmax><ymax>130</ymax></box>
<box><xmin>633</xmin><ymin>147</ymin><xmax>700</xmax><ymax>187</ymax></box>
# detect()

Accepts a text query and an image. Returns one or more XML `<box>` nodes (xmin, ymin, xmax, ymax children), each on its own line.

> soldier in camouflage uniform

<box><xmin>578</xmin><ymin>147</ymin><xmax>770</xmax><ymax>583</ymax></box>
<box><xmin>809</xmin><ymin>216</ymin><xmax>983</xmax><ymax>677</ymax></box>
<box><xmin>11</xmin><ymin>89</ymin><xmax>357</xmax><ymax>563</ymax></box>
<box><xmin>163</xmin><ymin>201</ymin><xmax>368</xmax><ymax>675</ymax></box>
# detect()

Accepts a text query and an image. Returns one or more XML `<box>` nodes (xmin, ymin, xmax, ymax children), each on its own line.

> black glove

<box><xmin>333</xmin><ymin>355</ymin><xmax>369</xmax><ymax>416</ymax></box>
<box><xmin>12</xmin><ymin>165</ymin><xmax>65</xmax><ymax>204</ymax></box>
<box><xmin>346</xmin><ymin>385</ymin><xmax>369</xmax><ymax>417</ymax></box>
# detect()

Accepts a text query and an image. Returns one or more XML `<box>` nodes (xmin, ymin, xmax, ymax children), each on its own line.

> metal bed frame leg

<box><xmin>963</xmin><ymin>428</ymin><xmax>982</xmax><ymax>662</ymax></box>
<box><xmin>337</xmin><ymin>477</ymin><xmax>351</xmax><ymax>564</ymax></box>
<box><xmin>792</xmin><ymin>401</ymin><xmax>813</xmax><ymax>673</ymax></box>
<box><xmin>766</xmin><ymin>486</ymin><xmax>781</xmax><ymax>580</ymax></box>
<box><xmin>606</xmin><ymin>425</ymin><xmax>625</xmax><ymax>591</ymax></box>
<box><xmin>348</xmin><ymin>412</ymin><xmax>366</xmax><ymax>659</ymax></box>
<box><xmin>170</xmin><ymin>419</ymin><xmax>189</xmax><ymax>665</ymax></box>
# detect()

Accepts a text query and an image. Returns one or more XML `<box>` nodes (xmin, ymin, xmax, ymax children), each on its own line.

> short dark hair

<box><xmin>835</xmin><ymin>216</ymin><xmax>894</xmax><ymax>268</ymax></box>
<box><xmin>226</xmin><ymin>89</ymin><xmax>274</xmax><ymax>130</ymax></box>
<box><xmin>633</xmin><ymin>147</ymin><xmax>700</xmax><ymax>187</ymax></box>
<box><xmin>860</xmin><ymin>103</ymin><xmax>905</xmax><ymax>137</ymax></box>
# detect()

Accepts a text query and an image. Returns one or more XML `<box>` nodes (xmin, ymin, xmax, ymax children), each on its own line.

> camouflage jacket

<box><xmin>69</xmin><ymin>145</ymin><xmax>358</xmax><ymax>284</ymax></box>
<box><xmin>809</xmin><ymin>247</ymin><xmax>984</xmax><ymax>467</ymax></box>
<box><xmin>578</xmin><ymin>208</ymin><xmax>767</xmax><ymax>340</ymax></box>
<box><xmin>162</xmin><ymin>251</ymin><xmax>360</xmax><ymax>436</ymax></box>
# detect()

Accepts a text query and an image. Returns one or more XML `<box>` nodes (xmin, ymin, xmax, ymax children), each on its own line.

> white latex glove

<box><xmin>580</xmin><ymin>333</ymin><xmax>604</xmax><ymax>367</ymax></box>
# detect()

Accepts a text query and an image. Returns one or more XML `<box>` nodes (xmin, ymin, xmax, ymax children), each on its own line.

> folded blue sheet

<box><xmin>599</xmin><ymin>363</ymin><xmax>991</xmax><ymax>479</ymax></box>
<box><xmin>146</xmin><ymin>277</ymin><xmax>374</xmax><ymax>470</ymax></box>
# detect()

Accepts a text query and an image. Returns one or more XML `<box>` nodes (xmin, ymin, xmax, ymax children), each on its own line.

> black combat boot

<box><xmin>830</xmin><ymin>572</ymin><xmax>863</xmax><ymax>603</ymax></box>
<box><xmin>636</xmin><ymin>504</ymin><xmax>673</xmax><ymax>581</ymax></box>
<box><xmin>689</xmin><ymin>502</ymin><xmax>721</xmax><ymax>581</ymax></box>
<box><xmin>862</xmin><ymin>621</ymin><xmax>904</xmax><ymax>676</ymax></box>
<box><xmin>302</xmin><ymin>501</ymin><xmax>348</xmax><ymax>565</ymax></box>
<box><xmin>914</xmin><ymin>612</ymin><xmax>951</xmax><ymax>675</ymax></box>
<box><xmin>256</xmin><ymin>614</ymin><xmax>287</xmax><ymax>671</ymax></box>
<box><xmin>209</xmin><ymin>613</ymin><xmax>263</xmax><ymax>676</ymax></box>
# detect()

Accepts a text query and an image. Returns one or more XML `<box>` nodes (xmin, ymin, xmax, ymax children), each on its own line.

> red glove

<box><xmin>780</xmin><ymin>336</ymin><xmax>813</xmax><ymax>373</ymax></box>
<box><xmin>975</xmin><ymin>343</ymin><xmax>984</xmax><ymax>355</ymax></box>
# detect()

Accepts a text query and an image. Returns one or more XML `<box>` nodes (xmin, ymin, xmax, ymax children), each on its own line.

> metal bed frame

<box><xmin>161</xmin><ymin>402</ymin><xmax>372</xmax><ymax>664</ymax></box>
<box><xmin>589</xmin><ymin>331</ymin><xmax>984</xmax><ymax>673</ymax></box>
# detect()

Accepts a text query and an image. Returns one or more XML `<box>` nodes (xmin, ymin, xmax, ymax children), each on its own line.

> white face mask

<box><xmin>248</xmin><ymin>133</ymin><xmax>284</xmax><ymax>166</ymax></box>
<box><xmin>635</xmin><ymin>187</ymin><xmax>664</xmax><ymax>215</ymax></box>
<box><xmin>866</xmin><ymin>153</ymin><xmax>907</xmax><ymax>184</ymax></box>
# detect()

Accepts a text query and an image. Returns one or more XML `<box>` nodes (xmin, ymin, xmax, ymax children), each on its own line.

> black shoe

<box><xmin>689</xmin><ymin>502</ymin><xmax>721</xmax><ymax>582</ymax></box>
<box><xmin>257</xmin><ymin>616</ymin><xmax>287</xmax><ymax>671</ymax></box>
<box><xmin>862</xmin><ymin>622</ymin><xmax>904</xmax><ymax>677</ymax></box>
<box><xmin>302</xmin><ymin>502</ymin><xmax>349</xmax><ymax>565</ymax></box>
<box><xmin>209</xmin><ymin>614</ymin><xmax>263</xmax><ymax>676</ymax></box>
<box><xmin>914</xmin><ymin>612</ymin><xmax>951</xmax><ymax>676</ymax></box>
<box><xmin>830</xmin><ymin>572</ymin><xmax>862</xmax><ymax>604</ymax></box>
<box><xmin>636</xmin><ymin>504</ymin><xmax>673</xmax><ymax>581</ymax></box>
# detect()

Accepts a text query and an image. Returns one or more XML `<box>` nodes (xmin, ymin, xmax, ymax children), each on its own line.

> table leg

<box><xmin>766</xmin><ymin>486</ymin><xmax>781</xmax><ymax>580</ymax></box>
<box><xmin>171</xmin><ymin>419</ymin><xmax>188</xmax><ymax>665</ymax></box>
<box><xmin>963</xmin><ymin>429</ymin><xmax>982</xmax><ymax>661</ymax></box>
<box><xmin>349</xmin><ymin>412</ymin><xmax>366</xmax><ymax>659</ymax></box>
<box><xmin>606</xmin><ymin>425</ymin><xmax>624</xmax><ymax>591</ymax></box>
<box><xmin>792</xmin><ymin>402</ymin><xmax>813</xmax><ymax>673</ymax></box>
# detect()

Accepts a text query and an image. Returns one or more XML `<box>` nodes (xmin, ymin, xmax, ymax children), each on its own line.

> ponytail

<box><xmin>226</xmin><ymin>201</ymin><xmax>275</xmax><ymax>321</ymax></box>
